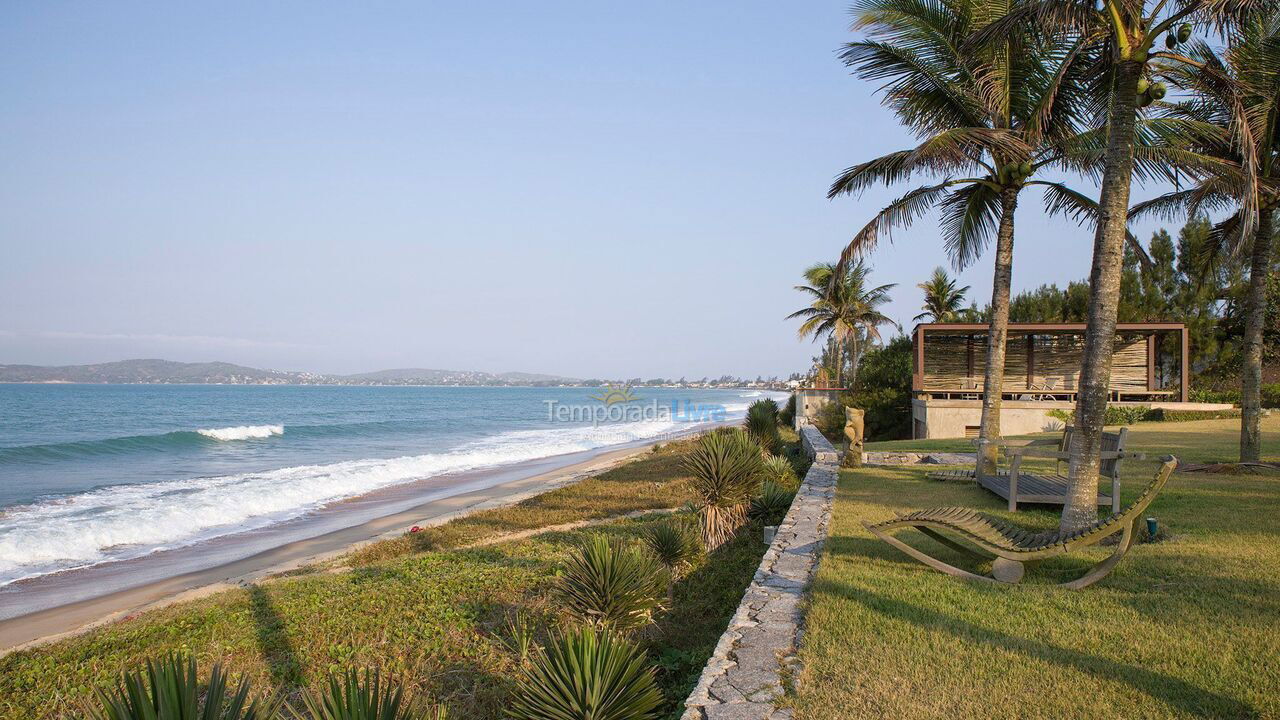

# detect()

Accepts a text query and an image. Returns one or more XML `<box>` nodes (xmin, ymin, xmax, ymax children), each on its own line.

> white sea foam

<box><xmin>196</xmin><ymin>425</ymin><xmax>284</xmax><ymax>441</ymax></box>
<box><xmin>0</xmin><ymin>393</ymin><xmax>787</xmax><ymax>586</ymax></box>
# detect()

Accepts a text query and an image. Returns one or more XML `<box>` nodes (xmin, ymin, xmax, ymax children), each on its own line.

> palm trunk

<box><xmin>1062</xmin><ymin>60</ymin><xmax>1144</xmax><ymax>532</ymax></box>
<box><xmin>1241</xmin><ymin>207</ymin><xmax>1274</xmax><ymax>462</ymax></box>
<box><xmin>978</xmin><ymin>187</ymin><xmax>1019</xmax><ymax>475</ymax></box>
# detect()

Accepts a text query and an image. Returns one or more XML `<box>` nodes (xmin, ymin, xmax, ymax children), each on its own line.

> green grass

<box><xmin>790</xmin><ymin>416</ymin><xmax>1280</xmax><ymax>719</ymax></box>
<box><xmin>0</xmin><ymin>430</ymin><xmax>802</xmax><ymax>720</ymax></box>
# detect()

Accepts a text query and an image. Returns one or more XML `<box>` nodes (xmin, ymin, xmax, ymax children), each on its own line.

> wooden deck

<box><xmin>977</xmin><ymin>472</ymin><xmax>1110</xmax><ymax>507</ymax></box>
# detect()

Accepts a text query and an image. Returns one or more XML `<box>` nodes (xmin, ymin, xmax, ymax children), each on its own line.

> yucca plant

<box><xmin>682</xmin><ymin>429</ymin><xmax>764</xmax><ymax>551</ymax></box>
<box><xmin>88</xmin><ymin>653</ymin><xmax>280</xmax><ymax>720</ymax></box>
<box><xmin>761</xmin><ymin>455</ymin><xmax>800</xmax><ymax>491</ymax></box>
<box><xmin>744</xmin><ymin>399</ymin><xmax>781</xmax><ymax>455</ymax></box>
<box><xmin>507</xmin><ymin>627</ymin><xmax>664</xmax><ymax>720</ymax></box>
<box><xmin>291</xmin><ymin>669</ymin><xmax>447</xmax><ymax>720</ymax></box>
<box><xmin>749</xmin><ymin>481</ymin><xmax>798</xmax><ymax>526</ymax></box>
<box><xmin>555</xmin><ymin>535</ymin><xmax>665</xmax><ymax>633</ymax></box>
<box><xmin>641</xmin><ymin>519</ymin><xmax>700</xmax><ymax>605</ymax></box>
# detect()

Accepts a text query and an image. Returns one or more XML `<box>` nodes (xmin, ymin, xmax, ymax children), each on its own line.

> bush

<box><xmin>1047</xmin><ymin>405</ymin><xmax>1153</xmax><ymax>426</ymax></box>
<box><xmin>850</xmin><ymin>336</ymin><xmax>914</xmax><ymax>441</ymax></box>
<box><xmin>293</xmin><ymin>669</ymin><xmax>448</xmax><ymax>720</ymax></box>
<box><xmin>509</xmin><ymin>628</ymin><xmax>664</xmax><ymax>720</ymax></box>
<box><xmin>642</xmin><ymin>519</ymin><xmax>700</xmax><ymax>604</ymax></box>
<box><xmin>749</xmin><ymin>481</ymin><xmax>796</xmax><ymax>526</ymax></box>
<box><xmin>555</xmin><ymin>535</ymin><xmax>666</xmax><ymax>633</ymax></box>
<box><xmin>88</xmin><ymin>653</ymin><xmax>280</xmax><ymax>720</ymax></box>
<box><xmin>814</xmin><ymin>398</ymin><xmax>848</xmax><ymax>443</ymax></box>
<box><xmin>744</xmin><ymin>399</ymin><xmax>782</xmax><ymax>455</ymax></box>
<box><xmin>682</xmin><ymin>429</ymin><xmax>764</xmax><ymax>551</ymax></box>
<box><xmin>778</xmin><ymin>394</ymin><xmax>796</xmax><ymax>427</ymax></box>
<box><xmin>1190</xmin><ymin>383</ymin><xmax>1280</xmax><ymax>408</ymax></box>
<box><xmin>1148</xmin><ymin>408</ymin><xmax>1243</xmax><ymax>422</ymax></box>
<box><xmin>760</xmin><ymin>455</ymin><xmax>799</xmax><ymax>491</ymax></box>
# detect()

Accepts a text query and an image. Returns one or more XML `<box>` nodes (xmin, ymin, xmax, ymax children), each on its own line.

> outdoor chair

<box><xmin>864</xmin><ymin>456</ymin><xmax>1177</xmax><ymax>589</ymax></box>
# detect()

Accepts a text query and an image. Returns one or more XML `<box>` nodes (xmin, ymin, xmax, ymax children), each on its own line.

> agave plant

<box><xmin>88</xmin><ymin>653</ymin><xmax>280</xmax><ymax>720</ymax></box>
<box><xmin>744</xmin><ymin>399</ymin><xmax>781</xmax><ymax>455</ymax></box>
<box><xmin>761</xmin><ymin>455</ymin><xmax>800</xmax><ymax>491</ymax></box>
<box><xmin>682</xmin><ymin>429</ymin><xmax>764</xmax><ymax>551</ymax></box>
<box><xmin>508</xmin><ymin>627</ymin><xmax>664</xmax><ymax>720</ymax></box>
<box><xmin>292</xmin><ymin>669</ymin><xmax>448</xmax><ymax>720</ymax></box>
<box><xmin>555</xmin><ymin>534</ymin><xmax>665</xmax><ymax>633</ymax></box>
<box><xmin>749</xmin><ymin>481</ymin><xmax>798</xmax><ymax>526</ymax></box>
<box><xmin>641</xmin><ymin>519</ymin><xmax>700</xmax><ymax>605</ymax></box>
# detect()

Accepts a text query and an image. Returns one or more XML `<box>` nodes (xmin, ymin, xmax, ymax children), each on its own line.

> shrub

<box><xmin>1190</xmin><ymin>383</ymin><xmax>1280</xmax><ymax>408</ymax></box>
<box><xmin>682</xmin><ymin>429</ymin><xmax>764</xmax><ymax>551</ymax></box>
<box><xmin>1047</xmin><ymin>405</ymin><xmax>1153</xmax><ymax>426</ymax></box>
<box><xmin>761</xmin><ymin>455</ymin><xmax>800</xmax><ymax>491</ymax></box>
<box><xmin>1148</xmin><ymin>408</ymin><xmax>1243</xmax><ymax>422</ymax></box>
<box><xmin>555</xmin><ymin>535</ymin><xmax>665</xmax><ymax>633</ymax></box>
<box><xmin>88</xmin><ymin>653</ymin><xmax>280</xmax><ymax>720</ymax></box>
<box><xmin>814</xmin><ymin>399</ymin><xmax>848</xmax><ymax>443</ymax></box>
<box><xmin>744</xmin><ymin>399</ymin><xmax>781</xmax><ymax>455</ymax></box>
<box><xmin>850</xmin><ymin>336</ymin><xmax>913</xmax><ymax>441</ymax></box>
<box><xmin>292</xmin><ymin>669</ymin><xmax>447</xmax><ymax>720</ymax></box>
<box><xmin>778</xmin><ymin>394</ymin><xmax>796</xmax><ymax>427</ymax></box>
<box><xmin>641</xmin><ymin>519</ymin><xmax>700</xmax><ymax>604</ymax></box>
<box><xmin>508</xmin><ymin>627</ymin><xmax>664</xmax><ymax>720</ymax></box>
<box><xmin>749</xmin><ymin>481</ymin><xmax>796</xmax><ymax>526</ymax></box>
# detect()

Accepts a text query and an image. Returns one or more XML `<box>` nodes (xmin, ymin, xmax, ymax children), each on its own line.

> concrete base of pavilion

<box><xmin>911</xmin><ymin>397</ymin><xmax>1235</xmax><ymax>439</ymax></box>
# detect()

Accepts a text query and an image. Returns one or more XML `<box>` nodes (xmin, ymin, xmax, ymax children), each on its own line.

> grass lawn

<box><xmin>791</xmin><ymin>416</ymin><xmax>1279</xmax><ymax>719</ymax></box>
<box><xmin>0</xmin><ymin>430</ymin><xmax>808</xmax><ymax>720</ymax></box>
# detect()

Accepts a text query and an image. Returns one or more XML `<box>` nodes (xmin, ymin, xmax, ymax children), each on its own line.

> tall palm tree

<box><xmin>1129</xmin><ymin>13</ymin><xmax>1280</xmax><ymax>462</ymax></box>
<box><xmin>914</xmin><ymin>267</ymin><xmax>971</xmax><ymax>322</ymax></box>
<box><xmin>976</xmin><ymin>0</ymin><xmax>1274</xmax><ymax>532</ymax></box>
<box><xmin>788</xmin><ymin>260</ymin><xmax>896</xmax><ymax>387</ymax></box>
<box><xmin>832</xmin><ymin>0</ymin><xmax>1109</xmax><ymax>473</ymax></box>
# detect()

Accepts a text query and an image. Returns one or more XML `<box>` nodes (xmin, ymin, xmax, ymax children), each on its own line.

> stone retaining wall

<box><xmin>680</xmin><ymin>424</ymin><xmax>839</xmax><ymax>720</ymax></box>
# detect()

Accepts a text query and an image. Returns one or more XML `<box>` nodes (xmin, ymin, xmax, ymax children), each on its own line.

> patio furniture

<box><xmin>927</xmin><ymin>427</ymin><xmax>1136</xmax><ymax>513</ymax></box>
<box><xmin>863</xmin><ymin>456</ymin><xmax>1178</xmax><ymax>589</ymax></box>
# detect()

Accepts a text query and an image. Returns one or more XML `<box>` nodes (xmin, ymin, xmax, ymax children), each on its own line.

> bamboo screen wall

<box><xmin>920</xmin><ymin>331</ymin><xmax>1149</xmax><ymax>392</ymax></box>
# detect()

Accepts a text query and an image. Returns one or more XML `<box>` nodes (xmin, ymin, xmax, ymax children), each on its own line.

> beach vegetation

<box><xmin>760</xmin><ymin>455</ymin><xmax>799</xmax><ymax>491</ymax></box>
<box><xmin>508</xmin><ymin>627</ymin><xmax>663</xmax><ymax>720</ymax></box>
<box><xmin>681</xmin><ymin>429</ymin><xmax>765</xmax><ymax>551</ymax></box>
<box><xmin>641</xmin><ymin>520</ymin><xmax>700</xmax><ymax>606</ymax></box>
<box><xmin>292</xmin><ymin>670</ymin><xmax>448</xmax><ymax>720</ymax></box>
<box><xmin>554</xmin><ymin>535</ymin><xmax>666</xmax><ymax>633</ymax></box>
<box><xmin>87</xmin><ymin>653</ymin><xmax>281</xmax><ymax>720</ymax></box>
<box><xmin>788</xmin><ymin>260</ymin><xmax>896</xmax><ymax>389</ymax></box>
<box><xmin>748</xmin><ymin>481</ymin><xmax>796</xmax><ymax>526</ymax></box>
<box><xmin>744</xmin><ymin>399</ymin><xmax>782</xmax><ymax>455</ymax></box>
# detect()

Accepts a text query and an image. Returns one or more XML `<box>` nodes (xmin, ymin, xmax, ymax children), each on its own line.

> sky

<box><xmin>0</xmin><ymin>2</ymin><xmax>1181</xmax><ymax>379</ymax></box>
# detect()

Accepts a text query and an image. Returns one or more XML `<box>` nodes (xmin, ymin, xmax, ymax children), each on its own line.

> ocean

<box><xmin>0</xmin><ymin>384</ymin><xmax>786</xmax><ymax>593</ymax></box>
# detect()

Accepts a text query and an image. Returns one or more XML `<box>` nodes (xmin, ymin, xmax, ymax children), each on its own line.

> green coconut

<box><xmin>1149</xmin><ymin>82</ymin><xmax>1167</xmax><ymax>100</ymax></box>
<box><xmin>1178</xmin><ymin>23</ymin><xmax>1192</xmax><ymax>42</ymax></box>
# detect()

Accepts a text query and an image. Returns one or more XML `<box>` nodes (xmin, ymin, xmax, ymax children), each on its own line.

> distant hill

<box><xmin>0</xmin><ymin>359</ymin><xmax>577</xmax><ymax>386</ymax></box>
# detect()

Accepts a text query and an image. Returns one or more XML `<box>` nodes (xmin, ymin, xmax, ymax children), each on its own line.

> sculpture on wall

<box><xmin>842</xmin><ymin>406</ymin><xmax>865</xmax><ymax>468</ymax></box>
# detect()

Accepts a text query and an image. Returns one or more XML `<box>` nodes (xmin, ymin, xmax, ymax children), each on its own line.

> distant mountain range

<box><xmin>0</xmin><ymin>359</ymin><xmax>580</xmax><ymax>386</ymax></box>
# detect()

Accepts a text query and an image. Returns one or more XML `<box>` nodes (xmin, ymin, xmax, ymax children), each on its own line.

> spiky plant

<box><xmin>508</xmin><ymin>627</ymin><xmax>663</xmax><ymax>720</ymax></box>
<box><xmin>87</xmin><ymin>653</ymin><xmax>279</xmax><ymax>720</ymax></box>
<box><xmin>761</xmin><ymin>455</ymin><xmax>800</xmax><ymax>491</ymax></box>
<box><xmin>292</xmin><ymin>669</ymin><xmax>447</xmax><ymax>720</ymax></box>
<box><xmin>641</xmin><ymin>519</ymin><xmax>700</xmax><ymax>604</ymax></box>
<box><xmin>555</xmin><ymin>534</ymin><xmax>665</xmax><ymax>633</ymax></box>
<box><xmin>744</xmin><ymin>399</ymin><xmax>782</xmax><ymax>455</ymax></box>
<box><xmin>749</xmin><ymin>481</ymin><xmax>798</xmax><ymax>526</ymax></box>
<box><xmin>682</xmin><ymin>429</ymin><xmax>764</xmax><ymax>551</ymax></box>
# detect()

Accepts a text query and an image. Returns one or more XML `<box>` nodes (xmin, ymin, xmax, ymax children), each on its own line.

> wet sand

<box><xmin>0</xmin><ymin>435</ymin><xmax>679</xmax><ymax>655</ymax></box>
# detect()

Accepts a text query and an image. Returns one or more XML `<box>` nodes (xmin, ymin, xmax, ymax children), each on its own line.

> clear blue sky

<box><xmin>0</xmin><ymin>2</ymin><xmax>1177</xmax><ymax>378</ymax></box>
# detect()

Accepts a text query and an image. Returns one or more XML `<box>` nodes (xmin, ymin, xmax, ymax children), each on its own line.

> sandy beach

<box><xmin>0</xmin><ymin>435</ymin><xmax>677</xmax><ymax>655</ymax></box>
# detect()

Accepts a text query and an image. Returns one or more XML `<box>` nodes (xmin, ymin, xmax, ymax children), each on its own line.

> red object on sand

<box><xmin>409</xmin><ymin>525</ymin><xmax>421</xmax><ymax>533</ymax></box>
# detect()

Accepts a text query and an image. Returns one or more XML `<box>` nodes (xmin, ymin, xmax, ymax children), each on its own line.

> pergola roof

<box><xmin>911</xmin><ymin>322</ymin><xmax>1186</xmax><ymax>334</ymax></box>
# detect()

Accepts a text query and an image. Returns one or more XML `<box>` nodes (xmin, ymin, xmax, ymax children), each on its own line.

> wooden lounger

<box><xmin>864</xmin><ymin>457</ymin><xmax>1177</xmax><ymax>589</ymax></box>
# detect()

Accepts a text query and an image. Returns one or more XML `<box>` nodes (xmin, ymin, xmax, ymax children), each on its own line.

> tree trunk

<box><xmin>978</xmin><ymin>187</ymin><xmax>1020</xmax><ymax>475</ymax></box>
<box><xmin>1241</xmin><ymin>207</ymin><xmax>1274</xmax><ymax>462</ymax></box>
<box><xmin>1062</xmin><ymin>60</ymin><xmax>1144</xmax><ymax>532</ymax></box>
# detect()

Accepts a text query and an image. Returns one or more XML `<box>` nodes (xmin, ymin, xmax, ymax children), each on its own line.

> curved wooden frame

<box><xmin>865</xmin><ymin>458</ymin><xmax>1176</xmax><ymax>589</ymax></box>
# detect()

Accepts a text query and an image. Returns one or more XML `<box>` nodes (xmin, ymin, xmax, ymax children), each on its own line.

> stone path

<box><xmin>680</xmin><ymin>425</ymin><xmax>838</xmax><ymax>720</ymax></box>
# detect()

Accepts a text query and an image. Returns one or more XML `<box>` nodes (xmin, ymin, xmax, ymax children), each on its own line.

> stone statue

<box><xmin>842</xmin><ymin>406</ymin><xmax>865</xmax><ymax>468</ymax></box>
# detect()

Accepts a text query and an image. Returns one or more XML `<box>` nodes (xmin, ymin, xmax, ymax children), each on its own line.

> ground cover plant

<box><xmin>789</xmin><ymin>416</ymin><xmax>1279</xmax><ymax>719</ymax></box>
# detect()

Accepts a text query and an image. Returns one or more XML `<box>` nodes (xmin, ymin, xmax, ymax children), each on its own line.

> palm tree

<box><xmin>974</xmin><ymin>0</ymin><xmax>1272</xmax><ymax>532</ymax></box>
<box><xmin>914</xmin><ymin>267</ymin><xmax>971</xmax><ymax>322</ymax></box>
<box><xmin>1130</xmin><ymin>13</ymin><xmax>1280</xmax><ymax>462</ymax></box>
<box><xmin>788</xmin><ymin>260</ymin><xmax>896</xmax><ymax>387</ymax></box>
<box><xmin>832</xmin><ymin>0</ymin><xmax>1106</xmax><ymax>474</ymax></box>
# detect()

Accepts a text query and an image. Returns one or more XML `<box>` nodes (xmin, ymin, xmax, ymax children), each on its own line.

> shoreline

<box><xmin>0</xmin><ymin>432</ymin><xmax>687</xmax><ymax>655</ymax></box>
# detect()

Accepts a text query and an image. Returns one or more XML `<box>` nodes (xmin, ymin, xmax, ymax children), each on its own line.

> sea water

<box><xmin>0</xmin><ymin>384</ymin><xmax>785</xmax><ymax>587</ymax></box>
